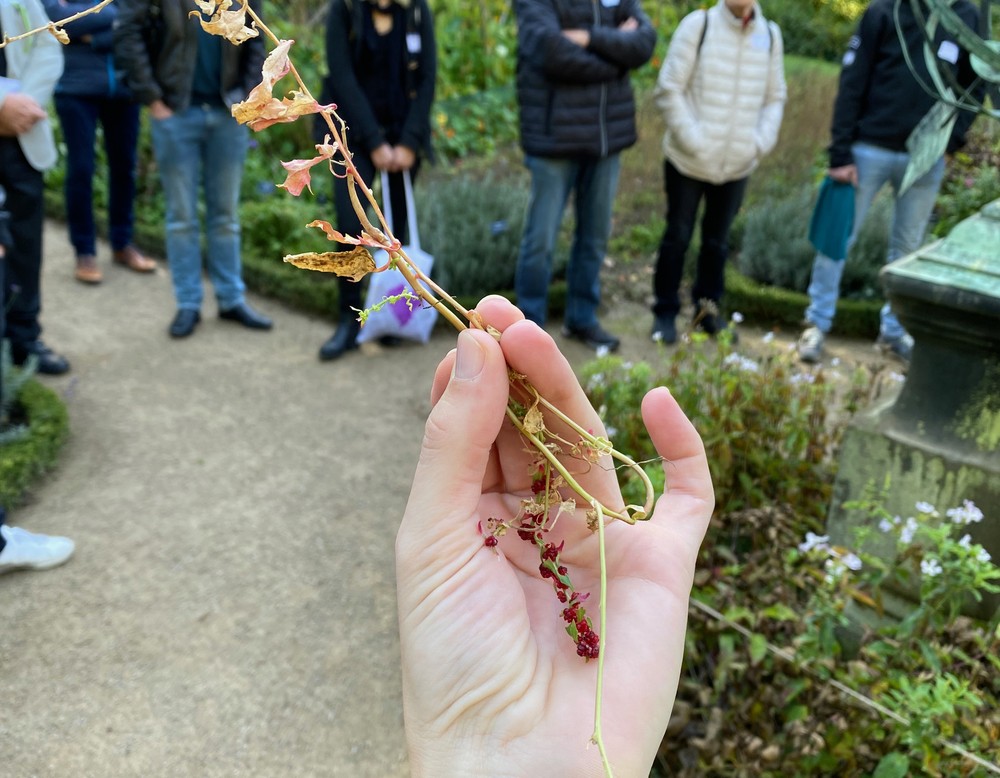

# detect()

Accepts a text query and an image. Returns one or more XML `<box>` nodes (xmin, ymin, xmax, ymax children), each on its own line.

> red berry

<box><xmin>484</xmin><ymin>536</ymin><xmax>498</xmax><ymax>548</ymax></box>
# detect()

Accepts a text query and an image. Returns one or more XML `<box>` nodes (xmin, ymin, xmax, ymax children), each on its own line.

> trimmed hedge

<box><xmin>0</xmin><ymin>379</ymin><xmax>70</xmax><ymax>508</ymax></box>
<box><xmin>726</xmin><ymin>265</ymin><xmax>880</xmax><ymax>338</ymax></box>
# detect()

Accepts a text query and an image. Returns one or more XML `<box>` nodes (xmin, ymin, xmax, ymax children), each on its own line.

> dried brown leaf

<box><xmin>283</xmin><ymin>248</ymin><xmax>375</xmax><ymax>281</ymax></box>
<box><xmin>189</xmin><ymin>0</ymin><xmax>258</xmax><ymax>45</ymax></box>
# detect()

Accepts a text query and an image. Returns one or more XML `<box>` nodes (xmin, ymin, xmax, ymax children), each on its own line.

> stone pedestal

<box><xmin>826</xmin><ymin>199</ymin><xmax>1000</xmax><ymax>620</ymax></box>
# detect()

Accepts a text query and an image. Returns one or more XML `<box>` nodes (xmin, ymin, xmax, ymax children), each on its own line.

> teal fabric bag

<box><xmin>808</xmin><ymin>177</ymin><xmax>855</xmax><ymax>261</ymax></box>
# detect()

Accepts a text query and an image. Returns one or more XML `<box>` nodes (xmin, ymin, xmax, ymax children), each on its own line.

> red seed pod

<box><xmin>484</xmin><ymin>535</ymin><xmax>499</xmax><ymax>548</ymax></box>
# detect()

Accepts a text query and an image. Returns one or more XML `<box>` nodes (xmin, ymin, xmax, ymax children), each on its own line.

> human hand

<box><xmin>396</xmin><ymin>295</ymin><xmax>714</xmax><ymax>776</ymax></box>
<box><xmin>562</xmin><ymin>28</ymin><xmax>590</xmax><ymax>48</ymax></box>
<box><xmin>828</xmin><ymin>164</ymin><xmax>858</xmax><ymax>186</ymax></box>
<box><xmin>0</xmin><ymin>93</ymin><xmax>47</xmax><ymax>136</ymax></box>
<box><xmin>149</xmin><ymin>100</ymin><xmax>173</xmax><ymax>120</ymax></box>
<box><xmin>391</xmin><ymin>145</ymin><xmax>416</xmax><ymax>172</ymax></box>
<box><xmin>372</xmin><ymin>143</ymin><xmax>395</xmax><ymax>171</ymax></box>
<box><xmin>619</xmin><ymin>16</ymin><xmax>639</xmax><ymax>32</ymax></box>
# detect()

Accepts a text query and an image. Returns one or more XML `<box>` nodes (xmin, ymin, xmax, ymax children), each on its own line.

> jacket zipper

<box><xmin>592</xmin><ymin>0</ymin><xmax>608</xmax><ymax>157</ymax></box>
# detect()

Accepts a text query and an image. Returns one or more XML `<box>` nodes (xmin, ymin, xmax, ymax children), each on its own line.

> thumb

<box><xmin>400</xmin><ymin>329</ymin><xmax>509</xmax><ymax>546</ymax></box>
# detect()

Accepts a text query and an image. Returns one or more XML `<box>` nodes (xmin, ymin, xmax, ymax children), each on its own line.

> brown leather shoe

<box><xmin>113</xmin><ymin>245</ymin><xmax>157</xmax><ymax>273</ymax></box>
<box><xmin>74</xmin><ymin>254</ymin><xmax>103</xmax><ymax>284</ymax></box>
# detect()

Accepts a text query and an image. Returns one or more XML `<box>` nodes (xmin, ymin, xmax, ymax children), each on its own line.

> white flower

<box><xmin>723</xmin><ymin>353</ymin><xmax>759</xmax><ymax>373</ymax></box>
<box><xmin>878</xmin><ymin>518</ymin><xmax>895</xmax><ymax>533</ymax></box>
<box><xmin>595</xmin><ymin>345</ymin><xmax>611</xmax><ymax>358</ymax></box>
<box><xmin>889</xmin><ymin>371</ymin><xmax>906</xmax><ymax>383</ymax></box>
<box><xmin>840</xmin><ymin>552</ymin><xmax>863</xmax><ymax>571</ymax></box>
<box><xmin>830</xmin><ymin>357</ymin><xmax>841</xmax><ymax>367</ymax></box>
<box><xmin>590</xmin><ymin>373</ymin><xmax>605</xmax><ymax>387</ymax></box>
<box><xmin>731</xmin><ymin>312</ymin><xmax>744</xmax><ymax>324</ymax></box>
<box><xmin>899</xmin><ymin>517</ymin><xmax>919</xmax><ymax>545</ymax></box>
<box><xmin>921</xmin><ymin>557</ymin><xmax>943</xmax><ymax>577</ymax></box>
<box><xmin>824</xmin><ymin>558</ymin><xmax>847</xmax><ymax>582</ymax></box>
<box><xmin>798</xmin><ymin>532</ymin><xmax>830</xmax><ymax>553</ymax></box>
<box><xmin>959</xmin><ymin>534</ymin><xmax>972</xmax><ymax>549</ymax></box>
<box><xmin>976</xmin><ymin>548</ymin><xmax>992</xmax><ymax>564</ymax></box>
<box><xmin>946</xmin><ymin>500</ymin><xmax>984</xmax><ymax>525</ymax></box>
<box><xmin>762</xmin><ymin>332</ymin><xmax>775</xmax><ymax>344</ymax></box>
<box><xmin>605</xmin><ymin>425</ymin><xmax>618</xmax><ymax>439</ymax></box>
<box><xmin>790</xmin><ymin>372</ymin><xmax>815</xmax><ymax>385</ymax></box>
<box><xmin>915</xmin><ymin>501</ymin><xmax>937</xmax><ymax>516</ymax></box>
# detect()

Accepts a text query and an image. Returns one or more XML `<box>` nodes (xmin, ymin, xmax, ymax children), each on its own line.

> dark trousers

<box><xmin>54</xmin><ymin>94</ymin><xmax>140</xmax><ymax>256</ymax></box>
<box><xmin>332</xmin><ymin>153</ymin><xmax>417</xmax><ymax>317</ymax></box>
<box><xmin>653</xmin><ymin>160</ymin><xmax>748</xmax><ymax>318</ymax></box>
<box><xmin>0</xmin><ymin>137</ymin><xmax>45</xmax><ymax>349</ymax></box>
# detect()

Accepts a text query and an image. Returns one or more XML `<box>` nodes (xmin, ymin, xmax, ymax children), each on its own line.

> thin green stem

<box><xmin>591</xmin><ymin>500</ymin><xmax>613</xmax><ymax>778</ymax></box>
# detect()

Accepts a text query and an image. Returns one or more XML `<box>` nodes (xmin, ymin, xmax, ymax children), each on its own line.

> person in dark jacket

<box><xmin>316</xmin><ymin>0</ymin><xmax>436</xmax><ymax>362</ymax></box>
<box><xmin>43</xmin><ymin>0</ymin><xmax>155</xmax><ymax>284</ymax></box>
<box><xmin>1</xmin><ymin>0</ymin><xmax>71</xmax><ymax>374</ymax></box>
<box><xmin>513</xmin><ymin>0</ymin><xmax>655</xmax><ymax>352</ymax></box>
<box><xmin>113</xmin><ymin>0</ymin><xmax>272</xmax><ymax>338</ymax></box>
<box><xmin>797</xmin><ymin>0</ymin><xmax>981</xmax><ymax>365</ymax></box>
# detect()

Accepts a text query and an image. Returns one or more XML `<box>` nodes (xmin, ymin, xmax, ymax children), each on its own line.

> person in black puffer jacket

<box><xmin>513</xmin><ymin>0</ymin><xmax>655</xmax><ymax>352</ymax></box>
<box><xmin>43</xmin><ymin>0</ymin><xmax>156</xmax><ymax>284</ymax></box>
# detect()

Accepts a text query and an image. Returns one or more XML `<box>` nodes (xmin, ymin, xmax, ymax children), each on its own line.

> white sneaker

<box><xmin>797</xmin><ymin>326</ymin><xmax>825</xmax><ymax>364</ymax></box>
<box><xmin>875</xmin><ymin>332</ymin><xmax>914</xmax><ymax>364</ymax></box>
<box><xmin>0</xmin><ymin>525</ymin><xmax>75</xmax><ymax>572</ymax></box>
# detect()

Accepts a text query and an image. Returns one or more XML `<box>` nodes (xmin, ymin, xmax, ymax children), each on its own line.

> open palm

<box><xmin>396</xmin><ymin>296</ymin><xmax>714</xmax><ymax>777</ymax></box>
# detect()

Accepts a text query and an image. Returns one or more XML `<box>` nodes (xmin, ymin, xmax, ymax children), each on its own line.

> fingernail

<box><xmin>454</xmin><ymin>330</ymin><xmax>486</xmax><ymax>380</ymax></box>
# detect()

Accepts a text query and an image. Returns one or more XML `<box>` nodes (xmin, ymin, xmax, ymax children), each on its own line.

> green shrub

<box><xmin>582</xmin><ymin>332</ymin><xmax>868</xmax><ymax>520</ymax></box>
<box><xmin>417</xmin><ymin>173</ymin><xmax>531</xmax><ymax>297</ymax></box>
<box><xmin>765</xmin><ymin>0</ymin><xmax>863</xmax><ymax>61</ymax></box>
<box><xmin>0</xmin><ymin>359</ymin><xmax>69</xmax><ymax>508</ymax></box>
<box><xmin>240</xmin><ymin>197</ymin><xmax>342</xmax><ymax>321</ymax></box>
<box><xmin>933</xmin><ymin>159</ymin><xmax>1000</xmax><ymax>238</ymax></box>
<box><xmin>738</xmin><ymin>186</ymin><xmax>891</xmax><ymax>304</ymax></box>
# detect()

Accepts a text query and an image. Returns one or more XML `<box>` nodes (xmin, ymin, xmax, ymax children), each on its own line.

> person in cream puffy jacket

<box><xmin>650</xmin><ymin>0</ymin><xmax>785</xmax><ymax>344</ymax></box>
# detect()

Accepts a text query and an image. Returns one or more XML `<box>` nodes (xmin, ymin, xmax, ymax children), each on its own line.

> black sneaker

<box><xmin>651</xmin><ymin>316</ymin><xmax>677</xmax><ymax>344</ymax></box>
<box><xmin>561</xmin><ymin>322</ymin><xmax>621</xmax><ymax>352</ymax></box>
<box><xmin>11</xmin><ymin>340</ymin><xmax>71</xmax><ymax>375</ymax></box>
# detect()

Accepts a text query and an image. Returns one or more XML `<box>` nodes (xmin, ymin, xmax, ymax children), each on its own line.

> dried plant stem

<box><xmin>0</xmin><ymin>0</ymin><xmax>115</xmax><ymax>47</ymax></box>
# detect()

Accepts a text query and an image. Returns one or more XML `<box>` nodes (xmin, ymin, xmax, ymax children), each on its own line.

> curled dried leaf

<box><xmin>277</xmin><ymin>138</ymin><xmax>338</xmax><ymax>196</ymax></box>
<box><xmin>47</xmin><ymin>23</ymin><xmax>70</xmax><ymax>44</ymax></box>
<box><xmin>523</xmin><ymin>403</ymin><xmax>546</xmax><ymax>436</ymax></box>
<box><xmin>189</xmin><ymin>0</ymin><xmax>258</xmax><ymax>45</ymax></box>
<box><xmin>283</xmin><ymin>247</ymin><xmax>375</xmax><ymax>281</ymax></box>
<box><xmin>304</xmin><ymin>219</ymin><xmax>397</xmax><ymax>252</ymax></box>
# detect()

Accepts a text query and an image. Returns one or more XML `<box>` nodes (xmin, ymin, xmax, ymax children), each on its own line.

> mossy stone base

<box><xmin>827</xmin><ymin>397</ymin><xmax>1000</xmax><ymax>620</ymax></box>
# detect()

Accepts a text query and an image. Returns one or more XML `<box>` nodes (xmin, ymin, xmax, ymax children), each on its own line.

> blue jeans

<box><xmin>805</xmin><ymin>142</ymin><xmax>945</xmax><ymax>339</ymax></box>
<box><xmin>151</xmin><ymin>105</ymin><xmax>248</xmax><ymax>311</ymax></box>
<box><xmin>515</xmin><ymin>154</ymin><xmax>621</xmax><ymax>328</ymax></box>
<box><xmin>54</xmin><ymin>94</ymin><xmax>140</xmax><ymax>256</ymax></box>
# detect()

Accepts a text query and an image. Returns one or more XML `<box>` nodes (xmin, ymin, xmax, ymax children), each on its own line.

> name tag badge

<box><xmin>937</xmin><ymin>40</ymin><xmax>959</xmax><ymax>64</ymax></box>
<box><xmin>600</xmin><ymin>0</ymin><xmax>620</xmax><ymax>7</ymax></box>
<box><xmin>406</xmin><ymin>33</ymin><xmax>421</xmax><ymax>54</ymax></box>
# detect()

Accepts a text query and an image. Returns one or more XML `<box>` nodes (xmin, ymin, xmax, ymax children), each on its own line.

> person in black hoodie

<box><xmin>43</xmin><ymin>0</ymin><xmax>156</xmax><ymax>285</ymax></box>
<box><xmin>797</xmin><ymin>0</ymin><xmax>981</xmax><ymax>366</ymax></box>
<box><xmin>316</xmin><ymin>0</ymin><xmax>436</xmax><ymax>363</ymax></box>
<box><xmin>513</xmin><ymin>0</ymin><xmax>655</xmax><ymax>353</ymax></box>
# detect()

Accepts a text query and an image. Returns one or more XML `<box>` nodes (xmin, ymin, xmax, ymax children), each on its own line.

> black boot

<box><xmin>318</xmin><ymin>318</ymin><xmax>360</xmax><ymax>361</ymax></box>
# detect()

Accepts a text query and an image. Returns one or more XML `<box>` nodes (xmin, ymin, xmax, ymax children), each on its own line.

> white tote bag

<box><xmin>356</xmin><ymin>170</ymin><xmax>438</xmax><ymax>344</ymax></box>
